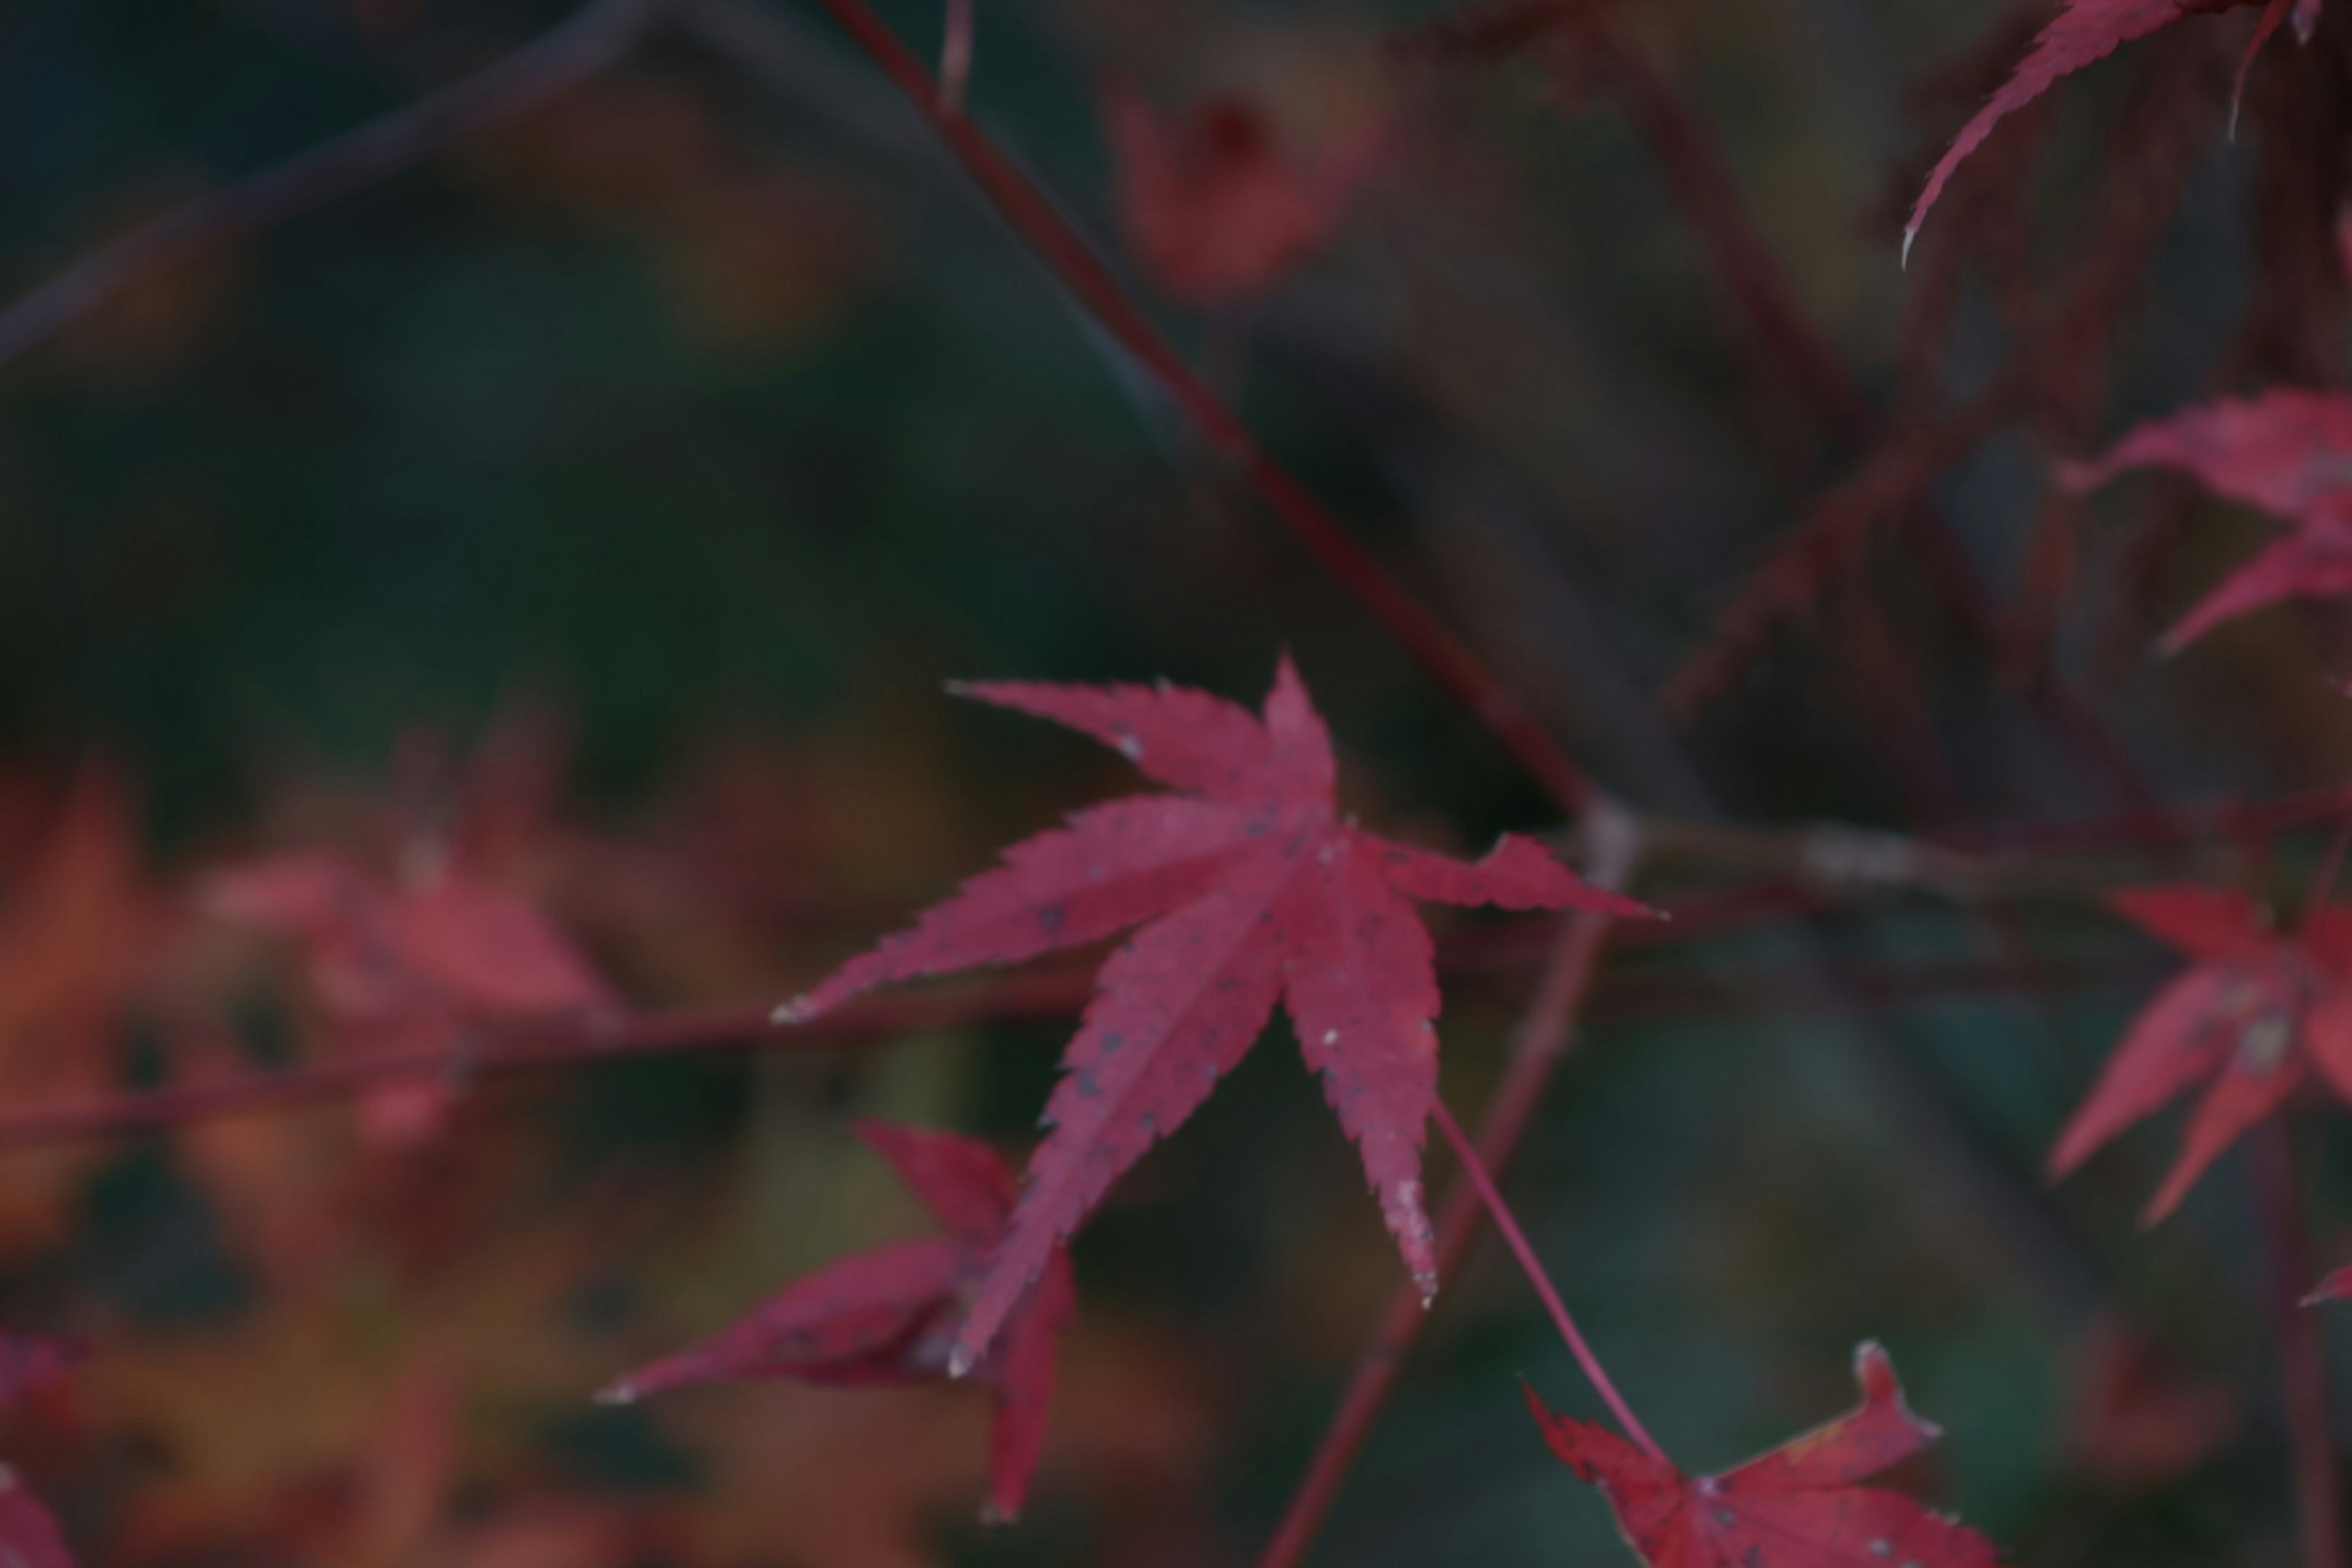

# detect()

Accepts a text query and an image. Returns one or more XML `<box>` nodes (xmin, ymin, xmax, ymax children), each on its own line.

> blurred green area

<box><xmin>1</xmin><ymin>0</ymin><xmax>2348</xmax><ymax>1565</ymax></box>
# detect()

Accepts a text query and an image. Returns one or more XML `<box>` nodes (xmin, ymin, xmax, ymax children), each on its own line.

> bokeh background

<box><xmin>0</xmin><ymin>0</ymin><xmax>2348</xmax><ymax>1563</ymax></box>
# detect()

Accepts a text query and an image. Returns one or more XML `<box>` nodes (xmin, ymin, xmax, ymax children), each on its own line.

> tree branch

<box><xmin>0</xmin><ymin>0</ymin><xmax>664</xmax><ymax>370</ymax></box>
<box><xmin>681</xmin><ymin>0</ymin><xmax>1598</xmax><ymax>817</ymax></box>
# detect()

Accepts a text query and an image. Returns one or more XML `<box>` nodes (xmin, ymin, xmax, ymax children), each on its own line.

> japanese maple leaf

<box><xmin>1524</xmin><ymin>1343</ymin><xmax>1999</xmax><ymax>1568</ymax></box>
<box><xmin>0</xmin><ymin>1467</ymin><xmax>72</xmax><ymax>1568</ymax></box>
<box><xmin>2049</xmin><ymin>886</ymin><xmax>2352</xmax><ymax>1220</ymax></box>
<box><xmin>2062</xmin><ymin>388</ymin><xmax>2352</xmax><ymax>652</ymax></box>
<box><xmin>2062</xmin><ymin>1321</ymin><xmax>2241</xmax><ymax>1488</ymax></box>
<box><xmin>778</xmin><ymin>658</ymin><xmax>1648</xmax><ymax>1367</ymax></box>
<box><xmin>1907</xmin><ymin>0</ymin><xmax>2318</xmax><ymax>257</ymax></box>
<box><xmin>1104</xmin><ymin>79</ymin><xmax>1385</xmax><ymax>304</ymax></box>
<box><xmin>599</xmin><ymin>1121</ymin><xmax>1074</xmax><ymax>1524</ymax></box>
<box><xmin>206</xmin><ymin>851</ymin><xmax>610</xmax><ymax>1144</ymax></box>
<box><xmin>0</xmin><ymin>1334</ymin><xmax>86</xmax><ymax>1568</ymax></box>
<box><xmin>206</xmin><ymin>853</ymin><xmax>608</xmax><ymax>1022</ymax></box>
<box><xmin>0</xmin><ymin>1334</ymin><xmax>79</xmax><ymax>1418</ymax></box>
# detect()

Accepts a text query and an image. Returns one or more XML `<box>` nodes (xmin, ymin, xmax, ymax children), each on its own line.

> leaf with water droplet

<box><xmin>780</xmin><ymin>658</ymin><xmax>1650</xmax><ymax>1366</ymax></box>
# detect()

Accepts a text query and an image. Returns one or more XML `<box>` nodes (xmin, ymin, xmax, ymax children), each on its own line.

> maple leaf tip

<box><xmin>979</xmin><ymin>1501</ymin><xmax>1019</xmax><ymax>1528</ymax></box>
<box><xmin>1900</xmin><ymin>224</ymin><xmax>1918</xmax><ymax>271</ymax></box>
<box><xmin>771</xmin><ymin>997</ymin><xmax>810</xmax><ymax>1025</ymax></box>
<box><xmin>593</xmin><ymin>1381</ymin><xmax>638</xmax><ymax>1406</ymax></box>
<box><xmin>947</xmin><ymin>1344</ymin><xmax>979</xmax><ymax>1379</ymax></box>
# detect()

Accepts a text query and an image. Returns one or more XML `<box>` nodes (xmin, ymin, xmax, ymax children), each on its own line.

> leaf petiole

<box><xmin>1429</xmin><ymin>1098</ymin><xmax>1664</xmax><ymax>1461</ymax></box>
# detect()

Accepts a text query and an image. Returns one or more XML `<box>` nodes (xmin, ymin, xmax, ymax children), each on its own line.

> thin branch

<box><xmin>0</xmin><ymin>967</ymin><xmax>1093</xmax><ymax>1153</ymax></box>
<box><xmin>1660</xmin><ymin>31</ymin><xmax>2225</xmax><ymax>719</ymax></box>
<box><xmin>0</xmin><ymin>772</ymin><xmax>2334</xmax><ymax>1157</ymax></box>
<box><xmin>2255</xmin><ymin>1123</ymin><xmax>2346</xmax><ymax>1568</ymax></box>
<box><xmin>1251</xmin><ymin>804</ymin><xmax>1638</xmax><ymax>1568</ymax></box>
<box><xmin>682</xmin><ymin>0</ymin><xmax>1597</xmax><ymax>817</ymax></box>
<box><xmin>0</xmin><ymin>0</ymin><xmax>663</xmax><ymax>371</ymax></box>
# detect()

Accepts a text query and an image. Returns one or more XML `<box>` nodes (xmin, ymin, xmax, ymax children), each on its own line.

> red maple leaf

<box><xmin>205</xmin><ymin>851</ymin><xmax>611</xmax><ymax>1143</ymax></box>
<box><xmin>599</xmin><ymin>1121</ymin><xmax>1074</xmax><ymax>1523</ymax></box>
<box><xmin>1524</xmin><ymin>1343</ymin><xmax>1999</xmax><ymax>1568</ymax></box>
<box><xmin>206</xmin><ymin>853</ymin><xmax>609</xmax><ymax>1023</ymax></box>
<box><xmin>1906</xmin><ymin>0</ymin><xmax>2315</xmax><ymax>257</ymax></box>
<box><xmin>779</xmin><ymin>658</ymin><xmax>1648</xmax><ymax>1366</ymax></box>
<box><xmin>0</xmin><ymin>1335</ymin><xmax>80</xmax><ymax>1420</ymax></box>
<box><xmin>2049</xmin><ymin>886</ymin><xmax>2352</xmax><ymax>1219</ymax></box>
<box><xmin>1104</xmin><ymin>78</ymin><xmax>1385</xmax><ymax>304</ymax></box>
<box><xmin>0</xmin><ymin>1333</ymin><xmax>86</xmax><ymax>1568</ymax></box>
<box><xmin>2061</xmin><ymin>1321</ymin><xmax>2241</xmax><ymax>1488</ymax></box>
<box><xmin>0</xmin><ymin>1468</ymin><xmax>72</xmax><ymax>1568</ymax></box>
<box><xmin>2062</xmin><ymin>388</ymin><xmax>2352</xmax><ymax>652</ymax></box>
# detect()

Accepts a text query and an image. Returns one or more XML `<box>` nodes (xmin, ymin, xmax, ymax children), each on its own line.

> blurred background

<box><xmin>0</xmin><ymin>0</ymin><xmax>2349</xmax><ymax>1562</ymax></box>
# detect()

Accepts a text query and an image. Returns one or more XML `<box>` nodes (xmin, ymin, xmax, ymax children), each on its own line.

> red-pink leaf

<box><xmin>2106</xmin><ymin>886</ymin><xmax>2273</xmax><ymax>962</ymax></box>
<box><xmin>2048</xmin><ymin>968</ymin><xmax>2237</xmax><ymax>1178</ymax></box>
<box><xmin>783</xmin><ymin>660</ymin><xmax>1646</xmax><ymax>1368</ymax></box>
<box><xmin>2052</xmin><ymin>883</ymin><xmax>2352</xmax><ymax>1219</ymax></box>
<box><xmin>2307</xmin><ymin>1264</ymin><xmax>2352</xmax><ymax>1303</ymax></box>
<box><xmin>602</xmin><ymin>1238</ymin><xmax>969</xmax><ymax>1401</ymax></box>
<box><xmin>952</xmin><ymin>677</ymin><xmax>1280</xmax><ymax>800</ymax></box>
<box><xmin>982</xmin><ymin>1240</ymin><xmax>1077</xmax><ymax>1525</ymax></box>
<box><xmin>1907</xmin><ymin>0</ymin><xmax>2202</xmax><ymax>254</ymax></box>
<box><xmin>2064</xmin><ymin>389</ymin><xmax>2352</xmax><ymax>649</ymax></box>
<box><xmin>952</xmin><ymin>852</ymin><xmax>1295</xmax><ymax>1363</ymax></box>
<box><xmin>2064</xmin><ymin>390</ymin><xmax>2352</xmax><ymax>518</ymax></box>
<box><xmin>782</xmin><ymin>798</ymin><xmax>1264</xmax><ymax>1022</ymax></box>
<box><xmin>381</xmin><ymin>877</ymin><xmax>610</xmax><ymax>1016</ymax></box>
<box><xmin>2143</xmin><ymin>1054</ymin><xmax>2304</xmax><ymax>1219</ymax></box>
<box><xmin>1104</xmin><ymin>80</ymin><xmax>1385</xmax><ymax>304</ymax></box>
<box><xmin>0</xmin><ymin>1469</ymin><xmax>71</xmax><ymax>1568</ymax></box>
<box><xmin>1280</xmin><ymin>845</ymin><xmax>1442</xmax><ymax>1298</ymax></box>
<box><xmin>0</xmin><ymin>1335</ymin><xmax>79</xmax><ymax>1419</ymax></box>
<box><xmin>209</xmin><ymin>852</ymin><xmax>608</xmax><ymax>1022</ymax></box>
<box><xmin>851</xmin><ymin>1119</ymin><xmax>1016</xmax><ymax>1243</ymax></box>
<box><xmin>605</xmin><ymin>1124</ymin><xmax>1074</xmax><ymax>1522</ymax></box>
<box><xmin>1526</xmin><ymin>1343</ymin><xmax>1997</xmax><ymax>1568</ymax></box>
<box><xmin>1369</xmin><ymin>832</ymin><xmax>1654</xmax><ymax>917</ymax></box>
<box><xmin>2230</xmin><ymin>0</ymin><xmax>2296</xmax><ymax>126</ymax></box>
<box><xmin>2160</xmin><ymin>527</ymin><xmax>2352</xmax><ymax>653</ymax></box>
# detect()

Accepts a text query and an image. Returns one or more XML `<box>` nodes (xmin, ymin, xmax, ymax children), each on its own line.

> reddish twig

<box><xmin>1662</xmin><ymin>30</ymin><xmax>2225</xmax><ymax>718</ymax></box>
<box><xmin>684</xmin><ymin>0</ymin><xmax>1594</xmax><ymax>816</ymax></box>
<box><xmin>1939</xmin><ymin>782</ymin><xmax>2352</xmax><ymax>859</ymax></box>
<box><xmin>0</xmin><ymin>967</ymin><xmax>1094</xmax><ymax>1153</ymax></box>
<box><xmin>0</xmin><ymin>0</ymin><xmax>663</xmax><ymax>370</ymax></box>
<box><xmin>1662</xmin><ymin>378</ymin><xmax>2019</xmax><ymax>717</ymax></box>
<box><xmin>1430</xmin><ymin>1095</ymin><xmax>1662</xmax><ymax>1456</ymax></box>
<box><xmin>0</xmin><ymin>921</ymin><xmax>2150</xmax><ymax>1158</ymax></box>
<box><xmin>1588</xmin><ymin>37</ymin><xmax>1863</xmax><ymax>437</ymax></box>
<box><xmin>2255</xmin><ymin>1123</ymin><xmax>2346</xmax><ymax>1568</ymax></box>
<box><xmin>1584</xmin><ymin>31</ymin><xmax>2173</xmax><ymax>823</ymax></box>
<box><xmin>4</xmin><ymin>772</ymin><xmax>2338</xmax><ymax>1159</ymax></box>
<box><xmin>1252</xmin><ymin>811</ymin><xmax>1634</xmax><ymax>1568</ymax></box>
